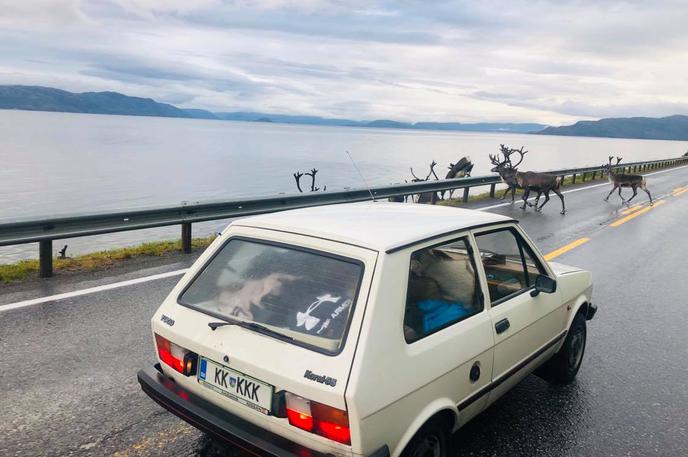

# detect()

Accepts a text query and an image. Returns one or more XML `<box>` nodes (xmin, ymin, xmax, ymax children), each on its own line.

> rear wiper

<box><xmin>208</xmin><ymin>320</ymin><xmax>294</xmax><ymax>341</ymax></box>
<box><xmin>208</xmin><ymin>320</ymin><xmax>240</xmax><ymax>331</ymax></box>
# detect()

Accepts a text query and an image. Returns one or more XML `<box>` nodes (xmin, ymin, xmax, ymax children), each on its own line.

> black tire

<box><xmin>536</xmin><ymin>312</ymin><xmax>587</xmax><ymax>384</ymax></box>
<box><xmin>401</xmin><ymin>419</ymin><xmax>449</xmax><ymax>457</ymax></box>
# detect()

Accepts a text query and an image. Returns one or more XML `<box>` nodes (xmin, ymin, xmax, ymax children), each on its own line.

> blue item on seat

<box><xmin>418</xmin><ymin>299</ymin><xmax>469</xmax><ymax>333</ymax></box>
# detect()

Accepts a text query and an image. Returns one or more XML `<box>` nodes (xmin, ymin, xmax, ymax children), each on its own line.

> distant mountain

<box><xmin>0</xmin><ymin>85</ymin><xmax>189</xmax><ymax>118</ymax></box>
<box><xmin>216</xmin><ymin>113</ymin><xmax>543</xmax><ymax>132</ymax></box>
<box><xmin>182</xmin><ymin>108</ymin><xmax>217</xmax><ymax>119</ymax></box>
<box><xmin>0</xmin><ymin>85</ymin><xmax>547</xmax><ymax>133</ymax></box>
<box><xmin>414</xmin><ymin>122</ymin><xmax>546</xmax><ymax>133</ymax></box>
<box><xmin>538</xmin><ymin>115</ymin><xmax>688</xmax><ymax>140</ymax></box>
<box><xmin>367</xmin><ymin>119</ymin><xmax>412</xmax><ymax>129</ymax></box>
<box><xmin>214</xmin><ymin>112</ymin><xmax>366</xmax><ymax>126</ymax></box>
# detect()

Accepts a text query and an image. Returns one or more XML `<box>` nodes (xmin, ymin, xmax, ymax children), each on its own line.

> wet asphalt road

<box><xmin>1</xmin><ymin>165</ymin><xmax>688</xmax><ymax>457</ymax></box>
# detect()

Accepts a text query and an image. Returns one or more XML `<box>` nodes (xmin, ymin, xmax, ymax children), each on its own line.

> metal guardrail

<box><xmin>2</xmin><ymin>155</ymin><xmax>687</xmax><ymax>277</ymax></box>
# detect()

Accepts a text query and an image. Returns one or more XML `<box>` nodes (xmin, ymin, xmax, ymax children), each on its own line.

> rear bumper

<box><xmin>137</xmin><ymin>365</ymin><xmax>389</xmax><ymax>457</ymax></box>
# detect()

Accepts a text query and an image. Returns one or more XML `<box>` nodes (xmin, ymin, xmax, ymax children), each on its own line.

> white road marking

<box><xmin>2</xmin><ymin>163</ymin><xmax>687</xmax><ymax>312</ymax></box>
<box><xmin>477</xmin><ymin>164</ymin><xmax>688</xmax><ymax>211</ymax></box>
<box><xmin>0</xmin><ymin>269</ymin><xmax>188</xmax><ymax>312</ymax></box>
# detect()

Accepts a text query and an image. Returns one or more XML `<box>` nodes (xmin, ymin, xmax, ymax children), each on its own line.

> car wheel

<box><xmin>401</xmin><ymin>420</ymin><xmax>448</xmax><ymax>457</ymax></box>
<box><xmin>536</xmin><ymin>312</ymin><xmax>587</xmax><ymax>384</ymax></box>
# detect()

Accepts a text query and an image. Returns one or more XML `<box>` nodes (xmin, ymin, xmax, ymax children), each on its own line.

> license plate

<box><xmin>197</xmin><ymin>357</ymin><xmax>274</xmax><ymax>415</ymax></box>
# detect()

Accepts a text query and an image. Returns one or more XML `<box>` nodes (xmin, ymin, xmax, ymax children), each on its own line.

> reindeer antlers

<box><xmin>305</xmin><ymin>168</ymin><xmax>319</xmax><ymax>191</ymax></box>
<box><xmin>410</xmin><ymin>160</ymin><xmax>439</xmax><ymax>182</ymax></box>
<box><xmin>607</xmin><ymin>155</ymin><xmax>623</xmax><ymax>166</ymax></box>
<box><xmin>293</xmin><ymin>171</ymin><xmax>304</xmax><ymax>193</ymax></box>
<box><xmin>508</xmin><ymin>146</ymin><xmax>528</xmax><ymax>168</ymax></box>
<box><xmin>409</xmin><ymin>167</ymin><xmax>422</xmax><ymax>181</ymax></box>
<box><xmin>294</xmin><ymin>168</ymin><xmax>324</xmax><ymax>192</ymax></box>
<box><xmin>493</xmin><ymin>145</ymin><xmax>527</xmax><ymax>168</ymax></box>
<box><xmin>429</xmin><ymin>160</ymin><xmax>439</xmax><ymax>180</ymax></box>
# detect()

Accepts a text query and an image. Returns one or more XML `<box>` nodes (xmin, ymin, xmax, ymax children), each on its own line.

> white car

<box><xmin>138</xmin><ymin>202</ymin><xmax>596</xmax><ymax>457</ymax></box>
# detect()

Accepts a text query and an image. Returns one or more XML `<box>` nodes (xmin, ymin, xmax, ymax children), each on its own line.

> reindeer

<box><xmin>603</xmin><ymin>156</ymin><xmax>652</xmax><ymax>205</ymax></box>
<box><xmin>441</xmin><ymin>156</ymin><xmax>474</xmax><ymax>200</ymax></box>
<box><xmin>489</xmin><ymin>145</ymin><xmax>525</xmax><ymax>203</ymax></box>
<box><xmin>490</xmin><ymin>145</ymin><xmax>566</xmax><ymax>214</ymax></box>
<box><xmin>410</xmin><ymin>160</ymin><xmax>440</xmax><ymax>204</ymax></box>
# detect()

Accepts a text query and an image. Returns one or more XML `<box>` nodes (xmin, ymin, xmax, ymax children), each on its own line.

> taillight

<box><xmin>312</xmin><ymin>402</ymin><xmax>351</xmax><ymax>444</ymax></box>
<box><xmin>285</xmin><ymin>393</ymin><xmax>351</xmax><ymax>445</ymax></box>
<box><xmin>154</xmin><ymin>333</ymin><xmax>197</xmax><ymax>376</ymax></box>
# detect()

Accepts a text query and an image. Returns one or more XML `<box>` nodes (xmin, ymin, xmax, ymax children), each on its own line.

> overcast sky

<box><xmin>0</xmin><ymin>0</ymin><xmax>686</xmax><ymax>125</ymax></box>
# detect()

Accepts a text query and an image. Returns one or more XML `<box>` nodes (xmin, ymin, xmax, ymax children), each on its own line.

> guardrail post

<box><xmin>39</xmin><ymin>240</ymin><xmax>53</xmax><ymax>278</ymax></box>
<box><xmin>181</xmin><ymin>222</ymin><xmax>192</xmax><ymax>254</ymax></box>
<box><xmin>489</xmin><ymin>183</ymin><xmax>496</xmax><ymax>198</ymax></box>
<box><xmin>462</xmin><ymin>187</ymin><xmax>470</xmax><ymax>203</ymax></box>
<box><xmin>572</xmin><ymin>173</ymin><xmax>576</xmax><ymax>184</ymax></box>
<box><xmin>592</xmin><ymin>170</ymin><xmax>597</xmax><ymax>179</ymax></box>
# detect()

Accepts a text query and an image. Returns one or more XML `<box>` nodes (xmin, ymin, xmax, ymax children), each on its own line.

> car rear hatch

<box><xmin>151</xmin><ymin>226</ymin><xmax>377</xmax><ymax>448</ymax></box>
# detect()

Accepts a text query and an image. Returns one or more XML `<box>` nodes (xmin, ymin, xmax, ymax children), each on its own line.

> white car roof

<box><xmin>233</xmin><ymin>202</ymin><xmax>513</xmax><ymax>253</ymax></box>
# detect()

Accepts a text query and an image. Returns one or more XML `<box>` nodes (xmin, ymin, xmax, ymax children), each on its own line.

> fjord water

<box><xmin>0</xmin><ymin>110</ymin><xmax>685</xmax><ymax>262</ymax></box>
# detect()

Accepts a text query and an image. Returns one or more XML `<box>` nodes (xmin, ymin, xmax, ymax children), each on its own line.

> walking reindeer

<box><xmin>603</xmin><ymin>156</ymin><xmax>652</xmax><ymax>205</ymax></box>
<box><xmin>490</xmin><ymin>145</ymin><xmax>566</xmax><ymax>214</ymax></box>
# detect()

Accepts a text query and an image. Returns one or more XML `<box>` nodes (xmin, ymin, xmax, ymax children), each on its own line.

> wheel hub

<box><xmin>568</xmin><ymin>329</ymin><xmax>585</xmax><ymax>369</ymax></box>
<box><xmin>413</xmin><ymin>435</ymin><xmax>441</xmax><ymax>457</ymax></box>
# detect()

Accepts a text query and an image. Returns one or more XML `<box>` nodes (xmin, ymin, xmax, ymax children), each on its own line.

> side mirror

<box><xmin>530</xmin><ymin>275</ymin><xmax>557</xmax><ymax>297</ymax></box>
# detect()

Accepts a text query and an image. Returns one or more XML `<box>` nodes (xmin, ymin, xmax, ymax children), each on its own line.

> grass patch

<box><xmin>0</xmin><ymin>235</ymin><xmax>216</xmax><ymax>284</ymax></box>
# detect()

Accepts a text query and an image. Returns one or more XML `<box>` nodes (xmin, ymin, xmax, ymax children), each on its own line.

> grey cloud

<box><xmin>76</xmin><ymin>52</ymin><xmax>270</xmax><ymax>97</ymax></box>
<box><xmin>0</xmin><ymin>0</ymin><xmax>686</xmax><ymax>123</ymax></box>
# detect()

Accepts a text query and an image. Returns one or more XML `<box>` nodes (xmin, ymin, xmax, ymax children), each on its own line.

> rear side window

<box><xmin>474</xmin><ymin>228</ymin><xmax>545</xmax><ymax>305</ymax></box>
<box><xmin>404</xmin><ymin>237</ymin><xmax>483</xmax><ymax>343</ymax></box>
<box><xmin>179</xmin><ymin>238</ymin><xmax>363</xmax><ymax>355</ymax></box>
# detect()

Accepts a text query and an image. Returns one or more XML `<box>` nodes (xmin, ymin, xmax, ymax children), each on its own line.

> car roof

<box><xmin>232</xmin><ymin>202</ymin><xmax>513</xmax><ymax>253</ymax></box>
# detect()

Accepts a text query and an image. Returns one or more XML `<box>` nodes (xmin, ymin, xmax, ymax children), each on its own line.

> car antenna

<box><xmin>345</xmin><ymin>150</ymin><xmax>376</xmax><ymax>201</ymax></box>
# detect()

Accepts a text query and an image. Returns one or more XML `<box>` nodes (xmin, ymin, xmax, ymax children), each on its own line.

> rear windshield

<box><xmin>179</xmin><ymin>238</ymin><xmax>363</xmax><ymax>354</ymax></box>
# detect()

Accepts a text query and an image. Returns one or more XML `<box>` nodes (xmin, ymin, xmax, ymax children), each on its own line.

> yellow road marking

<box><xmin>610</xmin><ymin>199</ymin><xmax>666</xmax><ymax>227</ymax></box>
<box><xmin>673</xmin><ymin>188</ymin><xmax>688</xmax><ymax>197</ymax></box>
<box><xmin>673</xmin><ymin>186</ymin><xmax>686</xmax><ymax>193</ymax></box>
<box><xmin>544</xmin><ymin>237</ymin><xmax>591</xmax><ymax>261</ymax></box>
<box><xmin>620</xmin><ymin>203</ymin><xmax>645</xmax><ymax>215</ymax></box>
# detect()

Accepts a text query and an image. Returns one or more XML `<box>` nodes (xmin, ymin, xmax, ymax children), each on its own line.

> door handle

<box><xmin>495</xmin><ymin>318</ymin><xmax>510</xmax><ymax>334</ymax></box>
